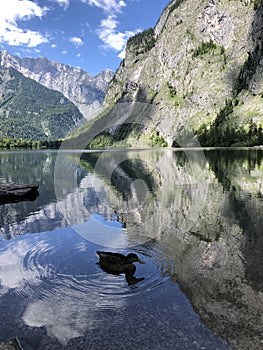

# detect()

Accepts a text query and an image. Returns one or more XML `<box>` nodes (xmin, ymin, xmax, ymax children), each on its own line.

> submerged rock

<box><xmin>0</xmin><ymin>338</ymin><xmax>23</xmax><ymax>350</ymax></box>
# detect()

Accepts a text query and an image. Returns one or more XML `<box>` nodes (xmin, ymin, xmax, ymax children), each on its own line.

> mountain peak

<box><xmin>0</xmin><ymin>50</ymin><xmax>114</xmax><ymax>120</ymax></box>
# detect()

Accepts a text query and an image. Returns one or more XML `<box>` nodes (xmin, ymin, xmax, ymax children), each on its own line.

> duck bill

<box><xmin>137</xmin><ymin>258</ymin><xmax>145</xmax><ymax>264</ymax></box>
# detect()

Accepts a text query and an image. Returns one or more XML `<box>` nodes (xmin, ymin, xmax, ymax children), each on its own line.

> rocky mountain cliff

<box><xmin>0</xmin><ymin>50</ymin><xmax>113</xmax><ymax>120</ymax></box>
<box><xmin>78</xmin><ymin>0</ymin><xmax>263</xmax><ymax>148</ymax></box>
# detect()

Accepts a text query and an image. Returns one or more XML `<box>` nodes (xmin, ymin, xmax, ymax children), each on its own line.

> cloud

<box><xmin>52</xmin><ymin>0</ymin><xmax>70</xmax><ymax>10</ymax></box>
<box><xmin>70</xmin><ymin>36</ymin><xmax>84</xmax><ymax>48</ymax></box>
<box><xmin>118</xmin><ymin>49</ymin><xmax>126</xmax><ymax>59</ymax></box>
<box><xmin>100</xmin><ymin>16</ymin><xmax>118</xmax><ymax>30</ymax></box>
<box><xmin>0</xmin><ymin>0</ymin><xmax>48</xmax><ymax>47</ymax></box>
<box><xmin>81</xmin><ymin>0</ymin><xmax>137</xmax><ymax>59</ymax></box>
<box><xmin>0</xmin><ymin>239</ymin><xmax>49</xmax><ymax>293</ymax></box>
<box><xmin>97</xmin><ymin>15</ymin><xmax>138</xmax><ymax>58</ymax></box>
<box><xmin>81</xmin><ymin>0</ymin><xmax>126</xmax><ymax>13</ymax></box>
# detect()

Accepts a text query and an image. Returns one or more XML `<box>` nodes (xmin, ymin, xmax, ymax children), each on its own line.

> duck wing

<box><xmin>96</xmin><ymin>251</ymin><xmax>126</xmax><ymax>264</ymax></box>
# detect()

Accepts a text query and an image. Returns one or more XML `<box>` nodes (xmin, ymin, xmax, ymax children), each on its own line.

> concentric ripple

<box><xmin>21</xmin><ymin>233</ymin><xmax>175</xmax><ymax>303</ymax></box>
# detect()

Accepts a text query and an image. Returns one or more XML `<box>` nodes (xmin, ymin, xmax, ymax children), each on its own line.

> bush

<box><xmin>149</xmin><ymin>130</ymin><xmax>168</xmax><ymax>147</ymax></box>
<box><xmin>193</xmin><ymin>40</ymin><xmax>218</xmax><ymax>58</ymax></box>
<box><xmin>166</xmin><ymin>82</ymin><xmax>177</xmax><ymax>98</ymax></box>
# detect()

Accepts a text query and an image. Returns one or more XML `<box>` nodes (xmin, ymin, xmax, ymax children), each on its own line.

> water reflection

<box><xmin>0</xmin><ymin>149</ymin><xmax>262</xmax><ymax>349</ymax></box>
<box><xmin>0</xmin><ymin>228</ymin><xmax>184</xmax><ymax>347</ymax></box>
<box><xmin>160</xmin><ymin>149</ymin><xmax>263</xmax><ymax>350</ymax></box>
<box><xmin>78</xmin><ymin>149</ymin><xmax>209</xmax><ymax>246</ymax></box>
<box><xmin>0</xmin><ymin>149</ymin><xmax>209</xmax><ymax>247</ymax></box>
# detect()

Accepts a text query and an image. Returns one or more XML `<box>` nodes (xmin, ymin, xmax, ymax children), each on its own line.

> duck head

<box><xmin>126</xmin><ymin>253</ymin><xmax>145</xmax><ymax>264</ymax></box>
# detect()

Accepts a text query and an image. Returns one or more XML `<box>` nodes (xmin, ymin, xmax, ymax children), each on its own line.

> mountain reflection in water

<box><xmin>0</xmin><ymin>148</ymin><xmax>262</xmax><ymax>349</ymax></box>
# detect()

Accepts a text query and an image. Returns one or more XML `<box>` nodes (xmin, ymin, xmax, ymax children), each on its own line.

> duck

<box><xmin>96</xmin><ymin>251</ymin><xmax>145</xmax><ymax>285</ymax></box>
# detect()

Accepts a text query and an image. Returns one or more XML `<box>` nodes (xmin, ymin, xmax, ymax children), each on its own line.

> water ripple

<box><xmin>21</xmin><ymin>236</ymin><xmax>174</xmax><ymax>304</ymax></box>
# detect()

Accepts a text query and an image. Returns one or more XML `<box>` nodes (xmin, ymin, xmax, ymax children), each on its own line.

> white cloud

<box><xmin>57</xmin><ymin>0</ymin><xmax>135</xmax><ymax>62</ymax></box>
<box><xmin>70</xmin><ymin>36</ymin><xmax>84</xmax><ymax>48</ymax></box>
<box><xmin>81</xmin><ymin>0</ymin><xmax>126</xmax><ymax>13</ymax></box>
<box><xmin>118</xmin><ymin>49</ymin><xmax>126</xmax><ymax>59</ymax></box>
<box><xmin>52</xmin><ymin>0</ymin><xmax>70</xmax><ymax>10</ymax></box>
<box><xmin>99</xmin><ymin>30</ymin><xmax>126</xmax><ymax>51</ymax></box>
<box><xmin>97</xmin><ymin>15</ymin><xmax>138</xmax><ymax>57</ymax></box>
<box><xmin>100</xmin><ymin>16</ymin><xmax>117</xmax><ymax>30</ymax></box>
<box><xmin>0</xmin><ymin>0</ymin><xmax>48</xmax><ymax>47</ymax></box>
<box><xmin>82</xmin><ymin>0</ymin><xmax>136</xmax><ymax>59</ymax></box>
<box><xmin>119</xmin><ymin>0</ymin><xmax>126</xmax><ymax>7</ymax></box>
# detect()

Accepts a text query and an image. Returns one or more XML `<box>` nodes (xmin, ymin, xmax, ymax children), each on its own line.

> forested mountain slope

<box><xmin>0</xmin><ymin>67</ymin><xmax>84</xmax><ymax>140</ymax></box>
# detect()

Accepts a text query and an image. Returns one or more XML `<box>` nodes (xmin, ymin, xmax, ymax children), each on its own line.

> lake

<box><xmin>0</xmin><ymin>148</ymin><xmax>262</xmax><ymax>349</ymax></box>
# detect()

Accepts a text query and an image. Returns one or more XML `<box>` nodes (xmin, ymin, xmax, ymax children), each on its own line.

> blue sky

<box><xmin>0</xmin><ymin>0</ymin><xmax>171</xmax><ymax>75</ymax></box>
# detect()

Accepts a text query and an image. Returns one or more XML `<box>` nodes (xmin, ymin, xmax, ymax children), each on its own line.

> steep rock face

<box><xmin>0</xmin><ymin>51</ymin><xmax>114</xmax><ymax>120</ymax></box>
<box><xmin>101</xmin><ymin>0</ymin><xmax>263</xmax><ymax>146</ymax></box>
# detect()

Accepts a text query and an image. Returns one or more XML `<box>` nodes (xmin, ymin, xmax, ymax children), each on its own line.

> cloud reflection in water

<box><xmin>0</xmin><ymin>228</ymin><xmax>141</xmax><ymax>344</ymax></box>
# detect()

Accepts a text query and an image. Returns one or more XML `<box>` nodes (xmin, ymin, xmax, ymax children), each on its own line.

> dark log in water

<box><xmin>0</xmin><ymin>183</ymin><xmax>39</xmax><ymax>205</ymax></box>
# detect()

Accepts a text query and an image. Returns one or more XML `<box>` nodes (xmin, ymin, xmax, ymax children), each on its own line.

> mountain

<box><xmin>0</xmin><ymin>67</ymin><xmax>84</xmax><ymax>140</ymax></box>
<box><xmin>72</xmin><ymin>0</ymin><xmax>263</xmax><ymax>148</ymax></box>
<box><xmin>0</xmin><ymin>50</ymin><xmax>114</xmax><ymax>120</ymax></box>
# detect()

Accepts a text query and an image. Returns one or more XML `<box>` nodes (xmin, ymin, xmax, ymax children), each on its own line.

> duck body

<box><xmin>96</xmin><ymin>251</ymin><xmax>144</xmax><ymax>275</ymax></box>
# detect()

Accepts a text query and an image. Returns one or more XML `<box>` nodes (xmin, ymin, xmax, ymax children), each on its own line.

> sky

<box><xmin>0</xmin><ymin>0</ymin><xmax>171</xmax><ymax>76</ymax></box>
